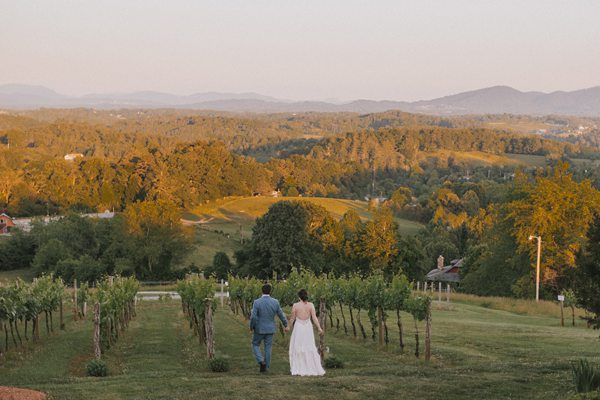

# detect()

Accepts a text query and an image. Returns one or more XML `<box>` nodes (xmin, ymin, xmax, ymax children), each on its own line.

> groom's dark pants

<box><xmin>252</xmin><ymin>332</ymin><xmax>274</xmax><ymax>368</ymax></box>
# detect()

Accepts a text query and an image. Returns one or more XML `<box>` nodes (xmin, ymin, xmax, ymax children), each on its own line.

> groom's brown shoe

<box><xmin>259</xmin><ymin>362</ymin><xmax>266</xmax><ymax>373</ymax></box>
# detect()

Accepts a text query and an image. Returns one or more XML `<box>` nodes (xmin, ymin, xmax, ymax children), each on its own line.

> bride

<box><xmin>287</xmin><ymin>289</ymin><xmax>326</xmax><ymax>376</ymax></box>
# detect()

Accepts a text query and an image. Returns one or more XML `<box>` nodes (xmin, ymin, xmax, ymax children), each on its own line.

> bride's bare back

<box><xmin>289</xmin><ymin>301</ymin><xmax>322</xmax><ymax>333</ymax></box>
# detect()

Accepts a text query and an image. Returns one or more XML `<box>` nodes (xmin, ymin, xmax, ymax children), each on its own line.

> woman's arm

<box><xmin>311</xmin><ymin>303</ymin><xmax>323</xmax><ymax>334</ymax></box>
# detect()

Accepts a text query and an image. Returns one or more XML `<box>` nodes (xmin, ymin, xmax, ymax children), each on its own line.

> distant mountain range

<box><xmin>2</xmin><ymin>84</ymin><xmax>600</xmax><ymax>116</ymax></box>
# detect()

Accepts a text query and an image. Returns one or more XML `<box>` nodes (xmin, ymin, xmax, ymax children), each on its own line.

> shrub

<box><xmin>86</xmin><ymin>359</ymin><xmax>108</xmax><ymax>377</ymax></box>
<box><xmin>324</xmin><ymin>355</ymin><xmax>344</xmax><ymax>369</ymax></box>
<box><xmin>573</xmin><ymin>359</ymin><xmax>600</xmax><ymax>393</ymax></box>
<box><xmin>208</xmin><ymin>357</ymin><xmax>230</xmax><ymax>372</ymax></box>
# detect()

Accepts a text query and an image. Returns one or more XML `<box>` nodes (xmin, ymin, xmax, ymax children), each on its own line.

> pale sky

<box><xmin>1</xmin><ymin>0</ymin><xmax>599</xmax><ymax>101</ymax></box>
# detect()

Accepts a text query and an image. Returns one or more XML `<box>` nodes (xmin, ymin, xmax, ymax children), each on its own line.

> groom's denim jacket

<box><xmin>250</xmin><ymin>295</ymin><xmax>288</xmax><ymax>335</ymax></box>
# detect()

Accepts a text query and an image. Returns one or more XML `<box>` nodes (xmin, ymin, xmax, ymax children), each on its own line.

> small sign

<box><xmin>558</xmin><ymin>295</ymin><xmax>565</xmax><ymax>302</ymax></box>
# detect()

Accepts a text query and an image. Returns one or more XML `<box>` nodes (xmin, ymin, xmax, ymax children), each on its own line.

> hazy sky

<box><xmin>1</xmin><ymin>0</ymin><xmax>599</xmax><ymax>101</ymax></box>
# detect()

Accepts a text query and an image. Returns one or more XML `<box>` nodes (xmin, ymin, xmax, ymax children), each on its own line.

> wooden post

<box><xmin>446</xmin><ymin>283</ymin><xmax>450</xmax><ymax>302</ymax></box>
<box><xmin>318</xmin><ymin>300</ymin><xmax>327</xmax><ymax>364</ymax></box>
<box><xmin>425</xmin><ymin>303</ymin><xmax>431</xmax><ymax>362</ymax></box>
<box><xmin>72</xmin><ymin>279</ymin><xmax>78</xmax><ymax>321</ymax></box>
<box><xmin>93</xmin><ymin>303</ymin><xmax>101</xmax><ymax>360</ymax></box>
<box><xmin>438</xmin><ymin>282</ymin><xmax>442</xmax><ymax>302</ymax></box>
<box><xmin>83</xmin><ymin>302</ymin><xmax>87</xmax><ymax>318</ymax></box>
<box><xmin>560</xmin><ymin>300</ymin><xmax>564</xmax><ymax>327</ymax></box>
<box><xmin>204</xmin><ymin>300</ymin><xmax>215</xmax><ymax>359</ymax></box>
<box><xmin>220</xmin><ymin>279</ymin><xmax>224</xmax><ymax>308</ymax></box>
<box><xmin>60</xmin><ymin>298</ymin><xmax>65</xmax><ymax>330</ymax></box>
<box><xmin>423</xmin><ymin>282</ymin><xmax>428</xmax><ymax>292</ymax></box>
<box><xmin>106</xmin><ymin>317</ymin><xmax>112</xmax><ymax>348</ymax></box>
<box><xmin>416</xmin><ymin>281</ymin><xmax>420</xmax><ymax>292</ymax></box>
<box><xmin>377</xmin><ymin>306</ymin><xmax>384</xmax><ymax>346</ymax></box>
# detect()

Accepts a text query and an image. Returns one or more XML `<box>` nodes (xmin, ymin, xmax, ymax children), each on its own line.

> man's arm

<box><xmin>275</xmin><ymin>300</ymin><xmax>288</xmax><ymax>328</ymax></box>
<box><xmin>250</xmin><ymin>300</ymin><xmax>258</xmax><ymax>331</ymax></box>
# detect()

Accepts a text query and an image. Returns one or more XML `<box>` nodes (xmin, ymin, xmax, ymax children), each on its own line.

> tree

<box><xmin>390</xmin><ymin>187</ymin><xmax>412</xmax><ymax>213</ymax></box>
<box><xmin>237</xmin><ymin>201</ymin><xmax>334</xmax><ymax>278</ymax></box>
<box><xmin>574</xmin><ymin>219</ymin><xmax>600</xmax><ymax>329</ymax></box>
<box><xmin>0</xmin><ymin>230</ymin><xmax>36</xmax><ymax>270</ymax></box>
<box><xmin>430</xmin><ymin>187</ymin><xmax>467</xmax><ymax>229</ymax></box>
<box><xmin>206</xmin><ymin>252</ymin><xmax>232</xmax><ymax>281</ymax></box>
<box><xmin>391</xmin><ymin>234</ymin><xmax>427</xmax><ymax>281</ymax></box>
<box><xmin>121</xmin><ymin>200</ymin><xmax>192</xmax><ymax>279</ymax></box>
<box><xmin>350</xmin><ymin>207</ymin><xmax>398</xmax><ymax>275</ymax></box>
<box><xmin>507</xmin><ymin>162</ymin><xmax>600</xmax><ymax>289</ymax></box>
<box><xmin>32</xmin><ymin>239</ymin><xmax>71</xmax><ymax>275</ymax></box>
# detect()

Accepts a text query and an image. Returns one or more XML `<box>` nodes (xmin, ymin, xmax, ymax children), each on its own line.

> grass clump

<box><xmin>86</xmin><ymin>359</ymin><xmax>108</xmax><ymax>377</ymax></box>
<box><xmin>208</xmin><ymin>357</ymin><xmax>230</xmax><ymax>372</ymax></box>
<box><xmin>324</xmin><ymin>355</ymin><xmax>344</xmax><ymax>369</ymax></box>
<box><xmin>573</xmin><ymin>359</ymin><xmax>600</xmax><ymax>393</ymax></box>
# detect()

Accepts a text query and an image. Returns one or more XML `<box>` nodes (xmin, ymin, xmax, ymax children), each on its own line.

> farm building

<box><xmin>0</xmin><ymin>213</ymin><xmax>16</xmax><ymax>235</ymax></box>
<box><xmin>426</xmin><ymin>257</ymin><xmax>463</xmax><ymax>283</ymax></box>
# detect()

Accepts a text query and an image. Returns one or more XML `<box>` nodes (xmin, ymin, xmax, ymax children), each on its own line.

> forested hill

<box><xmin>0</xmin><ymin>110</ymin><xmax>598</xmax><ymax>217</ymax></box>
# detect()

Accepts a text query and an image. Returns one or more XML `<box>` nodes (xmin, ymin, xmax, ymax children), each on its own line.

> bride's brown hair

<box><xmin>298</xmin><ymin>289</ymin><xmax>309</xmax><ymax>302</ymax></box>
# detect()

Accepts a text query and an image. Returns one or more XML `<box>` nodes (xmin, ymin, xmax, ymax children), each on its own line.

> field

<box><xmin>0</xmin><ymin>296</ymin><xmax>598</xmax><ymax>400</ymax></box>
<box><xmin>183</xmin><ymin>196</ymin><xmax>425</xmax><ymax>268</ymax></box>
<box><xmin>423</xmin><ymin>150</ymin><xmax>528</xmax><ymax>167</ymax></box>
<box><xmin>189</xmin><ymin>196</ymin><xmax>425</xmax><ymax>234</ymax></box>
<box><xmin>505</xmin><ymin>153</ymin><xmax>548</xmax><ymax>167</ymax></box>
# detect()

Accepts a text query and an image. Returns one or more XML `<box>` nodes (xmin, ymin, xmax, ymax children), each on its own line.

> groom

<box><xmin>250</xmin><ymin>283</ymin><xmax>288</xmax><ymax>373</ymax></box>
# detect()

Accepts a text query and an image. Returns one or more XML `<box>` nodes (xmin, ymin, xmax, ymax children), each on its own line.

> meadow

<box><xmin>0</xmin><ymin>296</ymin><xmax>597</xmax><ymax>400</ymax></box>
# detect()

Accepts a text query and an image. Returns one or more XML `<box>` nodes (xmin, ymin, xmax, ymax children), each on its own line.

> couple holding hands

<box><xmin>250</xmin><ymin>284</ymin><xmax>325</xmax><ymax>376</ymax></box>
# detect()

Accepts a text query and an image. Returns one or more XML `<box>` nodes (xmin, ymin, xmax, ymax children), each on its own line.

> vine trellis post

<box><xmin>318</xmin><ymin>299</ymin><xmax>327</xmax><ymax>364</ymax></box>
<box><xmin>204</xmin><ymin>299</ymin><xmax>215</xmax><ymax>359</ymax></box>
<box><xmin>93</xmin><ymin>302</ymin><xmax>101</xmax><ymax>360</ymax></box>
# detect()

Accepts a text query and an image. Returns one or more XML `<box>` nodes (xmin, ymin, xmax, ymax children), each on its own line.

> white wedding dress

<box><xmin>288</xmin><ymin>302</ymin><xmax>326</xmax><ymax>376</ymax></box>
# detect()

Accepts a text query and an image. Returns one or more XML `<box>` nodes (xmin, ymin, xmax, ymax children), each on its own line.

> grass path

<box><xmin>0</xmin><ymin>301</ymin><xmax>598</xmax><ymax>399</ymax></box>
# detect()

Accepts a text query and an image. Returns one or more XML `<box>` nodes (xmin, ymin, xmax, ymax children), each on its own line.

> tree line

<box><xmin>1</xmin><ymin>114</ymin><xmax>592</xmax><ymax>217</ymax></box>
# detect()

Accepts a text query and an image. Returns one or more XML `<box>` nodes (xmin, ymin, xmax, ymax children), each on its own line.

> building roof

<box><xmin>0</xmin><ymin>213</ymin><xmax>15</xmax><ymax>227</ymax></box>
<box><xmin>426</xmin><ymin>258</ymin><xmax>463</xmax><ymax>283</ymax></box>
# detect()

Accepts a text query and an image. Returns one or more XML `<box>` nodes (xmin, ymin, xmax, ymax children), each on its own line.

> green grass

<box><xmin>0</xmin><ymin>299</ymin><xmax>598</xmax><ymax>399</ymax></box>
<box><xmin>0</xmin><ymin>268</ymin><xmax>36</xmax><ymax>283</ymax></box>
<box><xmin>183</xmin><ymin>227</ymin><xmax>243</xmax><ymax>268</ymax></box>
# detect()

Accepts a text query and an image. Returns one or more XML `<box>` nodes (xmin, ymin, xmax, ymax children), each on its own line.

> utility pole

<box><xmin>529</xmin><ymin>235</ymin><xmax>542</xmax><ymax>302</ymax></box>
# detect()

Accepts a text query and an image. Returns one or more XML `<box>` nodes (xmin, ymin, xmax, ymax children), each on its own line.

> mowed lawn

<box><xmin>0</xmin><ymin>299</ymin><xmax>598</xmax><ymax>399</ymax></box>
